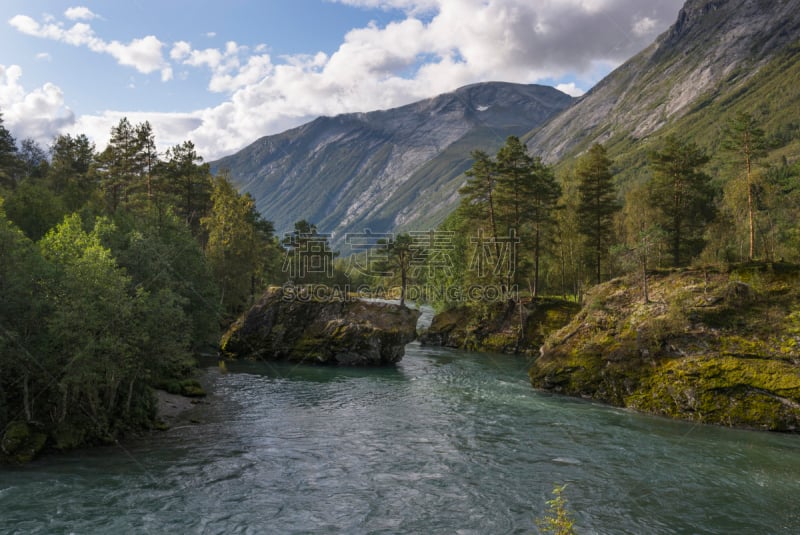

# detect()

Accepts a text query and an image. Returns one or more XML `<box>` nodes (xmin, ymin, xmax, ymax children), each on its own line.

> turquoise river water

<box><xmin>2</xmin><ymin>327</ymin><xmax>800</xmax><ymax>533</ymax></box>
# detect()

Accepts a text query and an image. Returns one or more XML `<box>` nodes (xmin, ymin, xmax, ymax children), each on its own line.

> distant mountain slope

<box><xmin>525</xmin><ymin>0</ymin><xmax>800</xmax><ymax>168</ymax></box>
<box><xmin>211</xmin><ymin>82</ymin><xmax>573</xmax><ymax>244</ymax></box>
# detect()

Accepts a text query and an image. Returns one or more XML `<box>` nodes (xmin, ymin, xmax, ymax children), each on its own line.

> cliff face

<box><xmin>211</xmin><ymin>82</ymin><xmax>573</xmax><ymax>246</ymax></box>
<box><xmin>525</xmin><ymin>0</ymin><xmax>800</xmax><ymax>163</ymax></box>
<box><xmin>220</xmin><ymin>287</ymin><xmax>420</xmax><ymax>365</ymax></box>
<box><xmin>529</xmin><ymin>264</ymin><xmax>800</xmax><ymax>431</ymax></box>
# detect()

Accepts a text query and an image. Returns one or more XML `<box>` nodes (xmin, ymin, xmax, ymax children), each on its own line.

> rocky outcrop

<box><xmin>420</xmin><ymin>298</ymin><xmax>580</xmax><ymax>355</ymax></box>
<box><xmin>529</xmin><ymin>264</ymin><xmax>800</xmax><ymax>431</ymax></box>
<box><xmin>220</xmin><ymin>287</ymin><xmax>420</xmax><ymax>365</ymax></box>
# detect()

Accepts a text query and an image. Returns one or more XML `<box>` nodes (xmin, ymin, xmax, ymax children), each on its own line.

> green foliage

<box><xmin>536</xmin><ymin>484</ymin><xmax>576</xmax><ymax>535</ymax></box>
<box><xmin>495</xmin><ymin>136</ymin><xmax>561</xmax><ymax>293</ymax></box>
<box><xmin>448</xmin><ymin>136</ymin><xmax>561</xmax><ymax>305</ymax></box>
<box><xmin>647</xmin><ymin>135</ymin><xmax>716</xmax><ymax>266</ymax></box>
<box><xmin>373</xmin><ymin>233</ymin><xmax>414</xmax><ymax>306</ymax></box>
<box><xmin>576</xmin><ymin>144</ymin><xmax>619</xmax><ymax>285</ymax></box>
<box><xmin>0</xmin><ymin>116</ymin><xmax>284</xmax><ymax>460</ymax></box>
<box><xmin>159</xmin><ymin>140</ymin><xmax>212</xmax><ymax>235</ymax></box>
<box><xmin>0</xmin><ymin>112</ymin><xmax>20</xmax><ymax>189</ymax></box>
<box><xmin>38</xmin><ymin>214</ymin><xmax>191</xmax><ymax>441</ymax></box>
<box><xmin>0</xmin><ymin>197</ymin><xmax>54</xmax><ymax>433</ymax></box>
<box><xmin>204</xmin><ymin>173</ymin><xmax>278</xmax><ymax>316</ymax></box>
<box><xmin>721</xmin><ymin>112</ymin><xmax>768</xmax><ymax>261</ymax></box>
<box><xmin>46</xmin><ymin>133</ymin><xmax>97</xmax><ymax>211</ymax></box>
<box><xmin>102</xmin><ymin>209</ymin><xmax>221</xmax><ymax>350</ymax></box>
<box><xmin>3</xmin><ymin>179</ymin><xmax>68</xmax><ymax>240</ymax></box>
<box><xmin>280</xmin><ymin>219</ymin><xmax>340</xmax><ymax>286</ymax></box>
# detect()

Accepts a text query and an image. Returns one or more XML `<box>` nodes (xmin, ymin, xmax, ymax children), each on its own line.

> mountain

<box><xmin>525</xmin><ymin>0</ymin><xmax>800</xmax><ymax>169</ymax></box>
<box><xmin>211</xmin><ymin>82</ymin><xmax>573</xmax><ymax>244</ymax></box>
<box><xmin>215</xmin><ymin>0</ymin><xmax>800</xmax><ymax>247</ymax></box>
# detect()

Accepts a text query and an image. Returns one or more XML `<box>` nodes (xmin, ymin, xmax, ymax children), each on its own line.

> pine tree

<box><xmin>460</xmin><ymin>149</ymin><xmax>501</xmax><ymax>262</ymax></box>
<box><xmin>375</xmin><ymin>233</ymin><xmax>413</xmax><ymax>307</ymax></box>
<box><xmin>96</xmin><ymin>118</ymin><xmax>155</xmax><ymax>211</ymax></box>
<box><xmin>576</xmin><ymin>143</ymin><xmax>619</xmax><ymax>285</ymax></box>
<box><xmin>49</xmin><ymin>133</ymin><xmax>96</xmax><ymax>210</ymax></box>
<box><xmin>722</xmin><ymin>112</ymin><xmax>767</xmax><ymax>261</ymax></box>
<box><xmin>134</xmin><ymin>121</ymin><xmax>158</xmax><ymax>202</ymax></box>
<box><xmin>647</xmin><ymin>135</ymin><xmax>715</xmax><ymax>266</ymax></box>
<box><xmin>162</xmin><ymin>141</ymin><xmax>212</xmax><ymax>235</ymax></box>
<box><xmin>0</xmin><ymin>112</ymin><xmax>20</xmax><ymax>190</ymax></box>
<box><xmin>524</xmin><ymin>157</ymin><xmax>560</xmax><ymax>296</ymax></box>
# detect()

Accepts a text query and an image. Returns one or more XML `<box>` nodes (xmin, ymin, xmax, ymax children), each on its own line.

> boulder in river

<box><xmin>220</xmin><ymin>286</ymin><xmax>420</xmax><ymax>365</ymax></box>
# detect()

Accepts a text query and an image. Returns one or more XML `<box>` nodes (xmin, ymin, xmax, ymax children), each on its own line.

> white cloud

<box><xmin>633</xmin><ymin>16</ymin><xmax>657</xmax><ymax>37</ymax></box>
<box><xmin>64</xmin><ymin>6</ymin><xmax>99</xmax><ymax>21</ymax></box>
<box><xmin>556</xmin><ymin>83</ymin><xmax>585</xmax><ymax>97</ymax></box>
<box><xmin>36</xmin><ymin>52</ymin><xmax>52</xmax><ymax>61</ymax></box>
<box><xmin>6</xmin><ymin>0</ymin><xmax>684</xmax><ymax>160</ymax></box>
<box><xmin>174</xmin><ymin>0</ymin><xmax>683</xmax><ymax>158</ymax></box>
<box><xmin>0</xmin><ymin>64</ymin><xmax>74</xmax><ymax>143</ymax></box>
<box><xmin>72</xmin><ymin>110</ymin><xmax>203</xmax><ymax>153</ymax></box>
<box><xmin>171</xmin><ymin>40</ymin><xmax>275</xmax><ymax>93</ymax></box>
<box><xmin>333</xmin><ymin>0</ymin><xmax>439</xmax><ymax>14</ymax></box>
<box><xmin>9</xmin><ymin>14</ymin><xmax>171</xmax><ymax>79</ymax></box>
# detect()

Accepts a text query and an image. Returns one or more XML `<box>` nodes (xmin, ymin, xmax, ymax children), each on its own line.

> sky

<box><xmin>1</xmin><ymin>0</ymin><xmax>685</xmax><ymax>161</ymax></box>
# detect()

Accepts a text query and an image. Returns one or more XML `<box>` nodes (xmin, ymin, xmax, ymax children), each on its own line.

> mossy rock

<box><xmin>157</xmin><ymin>378</ymin><xmax>207</xmax><ymax>397</ymax></box>
<box><xmin>221</xmin><ymin>286</ymin><xmax>420</xmax><ymax>365</ymax></box>
<box><xmin>627</xmin><ymin>356</ymin><xmax>800</xmax><ymax>430</ymax></box>
<box><xmin>530</xmin><ymin>265</ymin><xmax>800</xmax><ymax>432</ymax></box>
<box><xmin>1</xmin><ymin>421</ymin><xmax>47</xmax><ymax>463</ymax></box>
<box><xmin>178</xmin><ymin>379</ymin><xmax>206</xmax><ymax>397</ymax></box>
<box><xmin>421</xmin><ymin>298</ymin><xmax>580</xmax><ymax>355</ymax></box>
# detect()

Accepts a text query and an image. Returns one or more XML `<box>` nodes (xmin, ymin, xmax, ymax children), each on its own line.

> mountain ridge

<box><xmin>214</xmin><ymin>0</ymin><xmax>800</xmax><ymax>246</ymax></box>
<box><xmin>525</xmin><ymin>0</ymin><xmax>800</xmax><ymax>164</ymax></box>
<box><xmin>211</xmin><ymin>82</ymin><xmax>574</xmax><ymax>244</ymax></box>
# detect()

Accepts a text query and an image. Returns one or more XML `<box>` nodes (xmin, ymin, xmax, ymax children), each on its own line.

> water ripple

<box><xmin>2</xmin><ymin>345</ymin><xmax>799</xmax><ymax>533</ymax></box>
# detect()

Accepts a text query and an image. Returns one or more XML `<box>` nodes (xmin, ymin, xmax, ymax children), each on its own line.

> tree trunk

<box><xmin>642</xmin><ymin>247</ymin><xmax>649</xmax><ymax>304</ymax></box>
<box><xmin>23</xmin><ymin>373</ymin><xmax>32</xmax><ymax>422</ymax></box>
<box><xmin>533</xmin><ymin>226</ymin><xmax>541</xmax><ymax>297</ymax></box>
<box><xmin>400</xmin><ymin>266</ymin><xmax>407</xmax><ymax>308</ymax></box>
<box><xmin>745</xmin><ymin>136</ymin><xmax>755</xmax><ymax>261</ymax></box>
<box><xmin>747</xmin><ymin>169</ymin><xmax>755</xmax><ymax>261</ymax></box>
<box><xmin>126</xmin><ymin>378</ymin><xmax>136</xmax><ymax>416</ymax></box>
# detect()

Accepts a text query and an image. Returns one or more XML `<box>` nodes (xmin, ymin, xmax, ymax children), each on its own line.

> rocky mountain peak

<box><xmin>212</xmin><ymin>82</ymin><xmax>572</xmax><ymax>245</ymax></box>
<box><xmin>666</xmin><ymin>0</ymin><xmax>728</xmax><ymax>42</ymax></box>
<box><xmin>526</xmin><ymin>0</ymin><xmax>800</xmax><ymax>163</ymax></box>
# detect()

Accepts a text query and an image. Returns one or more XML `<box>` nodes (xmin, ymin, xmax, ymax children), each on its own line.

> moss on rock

<box><xmin>529</xmin><ymin>264</ymin><xmax>800</xmax><ymax>431</ymax></box>
<box><xmin>626</xmin><ymin>355</ymin><xmax>800</xmax><ymax>430</ymax></box>
<box><xmin>420</xmin><ymin>298</ymin><xmax>580</xmax><ymax>355</ymax></box>
<box><xmin>1</xmin><ymin>421</ymin><xmax>47</xmax><ymax>463</ymax></box>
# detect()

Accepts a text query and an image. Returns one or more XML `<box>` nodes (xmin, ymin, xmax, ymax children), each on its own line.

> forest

<box><xmin>0</xmin><ymin>114</ymin><xmax>281</xmax><ymax>456</ymax></box>
<box><xmin>1</xmin><ymin>105</ymin><xmax>799</xmax><ymax>456</ymax></box>
<box><xmin>421</xmin><ymin>116</ymin><xmax>800</xmax><ymax>309</ymax></box>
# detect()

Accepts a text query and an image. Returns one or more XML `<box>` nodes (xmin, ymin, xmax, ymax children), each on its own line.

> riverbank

<box><xmin>154</xmin><ymin>367</ymin><xmax>219</xmax><ymax>429</ymax></box>
<box><xmin>155</xmin><ymin>389</ymin><xmax>202</xmax><ymax>427</ymax></box>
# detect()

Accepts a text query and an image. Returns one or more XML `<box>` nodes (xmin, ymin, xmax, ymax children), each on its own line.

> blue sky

<box><xmin>1</xmin><ymin>0</ymin><xmax>684</xmax><ymax>160</ymax></box>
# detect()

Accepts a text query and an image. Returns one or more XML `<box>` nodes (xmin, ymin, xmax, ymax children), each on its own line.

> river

<box><xmin>2</xmin><ymin>330</ymin><xmax>800</xmax><ymax>533</ymax></box>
